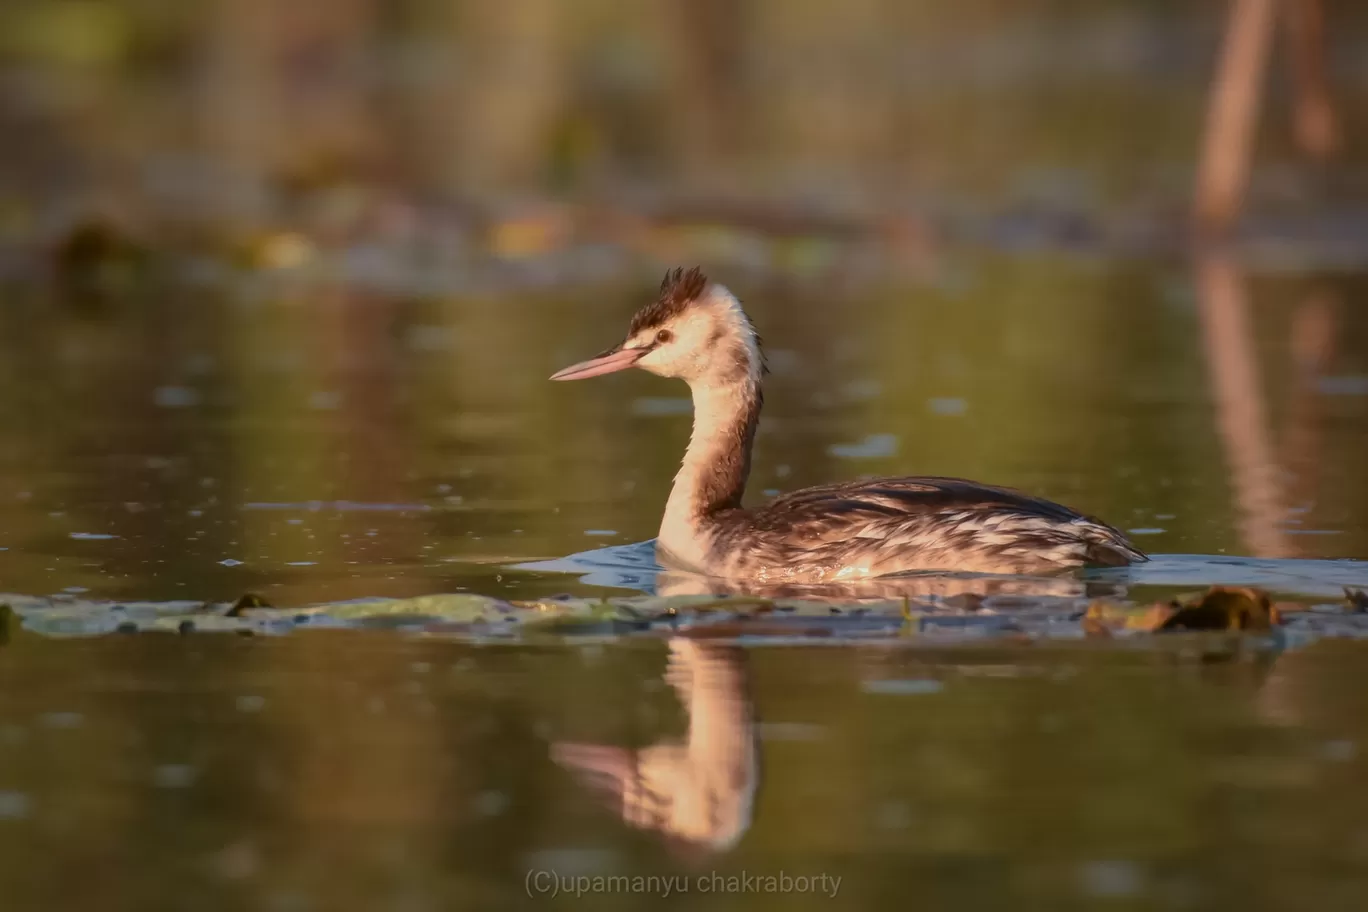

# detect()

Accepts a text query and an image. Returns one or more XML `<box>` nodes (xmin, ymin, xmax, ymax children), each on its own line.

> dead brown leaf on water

<box><xmin>224</xmin><ymin>593</ymin><xmax>273</xmax><ymax>618</ymax></box>
<box><xmin>1082</xmin><ymin>586</ymin><xmax>1282</xmax><ymax>636</ymax></box>
<box><xmin>1156</xmin><ymin>586</ymin><xmax>1279</xmax><ymax>633</ymax></box>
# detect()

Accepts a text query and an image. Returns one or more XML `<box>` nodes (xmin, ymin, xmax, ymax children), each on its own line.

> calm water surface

<box><xmin>1</xmin><ymin>256</ymin><xmax>1367</xmax><ymax>910</ymax></box>
<box><xmin>3</xmin><ymin>632</ymin><xmax>1368</xmax><ymax>910</ymax></box>
<box><xmin>0</xmin><ymin>256</ymin><xmax>1366</xmax><ymax>604</ymax></box>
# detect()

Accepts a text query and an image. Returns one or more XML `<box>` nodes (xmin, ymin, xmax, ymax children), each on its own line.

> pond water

<box><xmin>4</xmin><ymin>628</ymin><xmax>1368</xmax><ymax>911</ymax></box>
<box><xmin>0</xmin><ymin>252</ymin><xmax>1366</xmax><ymax>910</ymax></box>
<box><xmin>1</xmin><ymin>255</ymin><xmax>1366</xmax><ymax>606</ymax></box>
<box><xmin>6</xmin><ymin>2</ymin><xmax>1368</xmax><ymax>907</ymax></box>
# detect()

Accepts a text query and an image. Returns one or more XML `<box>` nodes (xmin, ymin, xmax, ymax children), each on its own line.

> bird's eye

<box><xmin>655</xmin><ymin>329</ymin><xmax>673</xmax><ymax>344</ymax></box>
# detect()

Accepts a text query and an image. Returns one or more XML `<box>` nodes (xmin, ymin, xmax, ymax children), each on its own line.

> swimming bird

<box><xmin>551</xmin><ymin>267</ymin><xmax>1147</xmax><ymax>583</ymax></box>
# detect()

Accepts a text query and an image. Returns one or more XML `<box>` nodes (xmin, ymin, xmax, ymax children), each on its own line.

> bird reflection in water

<box><xmin>652</xmin><ymin>566</ymin><xmax>1112</xmax><ymax>603</ymax></box>
<box><xmin>522</xmin><ymin>538</ymin><xmax>1126</xmax><ymax>609</ymax></box>
<box><xmin>552</xmin><ymin>639</ymin><xmax>758</xmax><ymax>852</ymax></box>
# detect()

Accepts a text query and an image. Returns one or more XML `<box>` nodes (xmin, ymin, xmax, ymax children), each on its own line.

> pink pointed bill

<box><xmin>549</xmin><ymin>346</ymin><xmax>646</xmax><ymax>381</ymax></box>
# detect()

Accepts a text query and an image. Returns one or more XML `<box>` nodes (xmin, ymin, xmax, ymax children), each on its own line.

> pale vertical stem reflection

<box><xmin>1194</xmin><ymin>0</ymin><xmax>1276</xmax><ymax>233</ymax></box>
<box><xmin>1196</xmin><ymin>255</ymin><xmax>1291</xmax><ymax>558</ymax></box>
<box><xmin>1283</xmin><ymin>0</ymin><xmax>1340</xmax><ymax>160</ymax></box>
<box><xmin>1256</xmin><ymin>643</ymin><xmax>1313</xmax><ymax>729</ymax></box>
<box><xmin>1281</xmin><ymin>289</ymin><xmax>1337</xmax><ymax>514</ymax></box>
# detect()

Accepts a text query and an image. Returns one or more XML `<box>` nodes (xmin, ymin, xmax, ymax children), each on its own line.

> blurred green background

<box><xmin>0</xmin><ymin>0</ymin><xmax>1364</xmax><ymax>210</ymax></box>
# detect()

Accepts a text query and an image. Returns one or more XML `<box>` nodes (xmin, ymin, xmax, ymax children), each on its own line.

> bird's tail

<box><xmin>1079</xmin><ymin>521</ymin><xmax>1149</xmax><ymax>567</ymax></box>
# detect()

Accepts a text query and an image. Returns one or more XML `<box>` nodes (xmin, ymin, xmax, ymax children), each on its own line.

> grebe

<box><xmin>551</xmin><ymin>267</ymin><xmax>1146</xmax><ymax>583</ymax></box>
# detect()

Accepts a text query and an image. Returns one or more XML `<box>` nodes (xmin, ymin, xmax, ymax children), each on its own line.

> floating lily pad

<box><xmin>0</xmin><ymin>585</ymin><xmax>1364</xmax><ymax>645</ymax></box>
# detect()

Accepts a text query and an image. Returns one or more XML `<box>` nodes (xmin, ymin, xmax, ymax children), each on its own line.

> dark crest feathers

<box><xmin>629</xmin><ymin>267</ymin><xmax>709</xmax><ymax>336</ymax></box>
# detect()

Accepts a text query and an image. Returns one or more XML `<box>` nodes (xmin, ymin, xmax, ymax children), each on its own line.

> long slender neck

<box><xmin>653</xmin><ymin>287</ymin><xmax>766</xmax><ymax>569</ymax></box>
<box><xmin>662</xmin><ymin>375</ymin><xmax>762</xmax><ymax>533</ymax></box>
